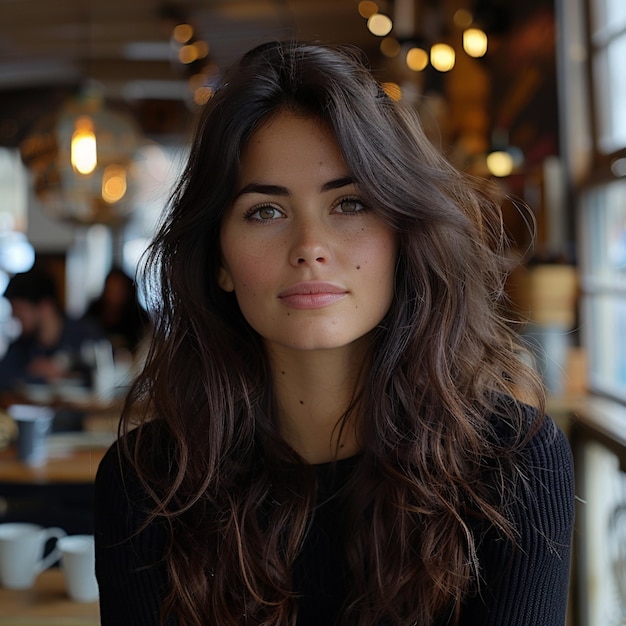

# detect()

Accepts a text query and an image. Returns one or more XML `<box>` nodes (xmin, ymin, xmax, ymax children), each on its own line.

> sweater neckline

<box><xmin>312</xmin><ymin>452</ymin><xmax>362</xmax><ymax>471</ymax></box>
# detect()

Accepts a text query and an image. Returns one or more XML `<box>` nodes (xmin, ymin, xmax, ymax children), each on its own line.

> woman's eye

<box><xmin>334</xmin><ymin>198</ymin><xmax>366</xmax><ymax>214</ymax></box>
<box><xmin>245</xmin><ymin>206</ymin><xmax>282</xmax><ymax>221</ymax></box>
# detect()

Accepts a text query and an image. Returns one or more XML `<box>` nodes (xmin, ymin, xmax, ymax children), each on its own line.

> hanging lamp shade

<box><xmin>19</xmin><ymin>84</ymin><xmax>142</xmax><ymax>226</ymax></box>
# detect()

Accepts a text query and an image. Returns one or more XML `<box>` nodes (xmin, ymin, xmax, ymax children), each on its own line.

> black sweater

<box><xmin>94</xmin><ymin>414</ymin><xmax>574</xmax><ymax>625</ymax></box>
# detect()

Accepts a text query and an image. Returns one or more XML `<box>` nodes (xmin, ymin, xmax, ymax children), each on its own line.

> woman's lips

<box><xmin>278</xmin><ymin>282</ymin><xmax>348</xmax><ymax>310</ymax></box>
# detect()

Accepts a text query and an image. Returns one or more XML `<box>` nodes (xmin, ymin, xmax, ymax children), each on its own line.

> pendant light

<box><xmin>20</xmin><ymin>83</ymin><xmax>142</xmax><ymax>226</ymax></box>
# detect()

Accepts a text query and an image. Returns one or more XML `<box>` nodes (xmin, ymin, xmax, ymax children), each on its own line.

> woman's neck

<box><xmin>266</xmin><ymin>340</ymin><xmax>371</xmax><ymax>464</ymax></box>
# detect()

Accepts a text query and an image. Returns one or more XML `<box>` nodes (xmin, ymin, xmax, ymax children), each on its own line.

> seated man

<box><xmin>0</xmin><ymin>268</ymin><xmax>104</xmax><ymax>391</ymax></box>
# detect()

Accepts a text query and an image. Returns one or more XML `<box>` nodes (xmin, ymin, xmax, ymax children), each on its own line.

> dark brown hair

<box><xmin>121</xmin><ymin>40</ymin><xmax>544</xmax><ymax>626</ymax></box>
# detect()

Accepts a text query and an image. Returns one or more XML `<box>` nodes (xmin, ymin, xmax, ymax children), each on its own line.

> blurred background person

<box><xmin>0</xmin><ymin>267</ymin><xmax>103</xmax><ymax>391</ymax></box>
<box><xmin>82</xmin><ymin>266</ymin><xmax>150</xmax><ymax>356</ymax></box>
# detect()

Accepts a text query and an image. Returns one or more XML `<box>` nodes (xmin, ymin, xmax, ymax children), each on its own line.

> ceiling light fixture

<box><xmin>485</xmin><ymin>129</ymin><xmax>524</xmax><ymax>177</ymax></box>
<box><xmin>367</xmin><ymin>13</ymin><xmax>393</xmax><ymax>37</ymax></box>
<box><xmin>358</xmin><ymin>1</ymin><xmax>378</xmax><ymax>19</ymax></box>
<box><xmin>19</xmin><ymin>85</ymin><xmax>141</xmax><ymax>225</ymax></box>
<box><xmin>70</xmin><ymin>116</ymin><xmax>97</xmax><ymax>175</ymax></box>
<box><xmin>430</xmin><ymin>43</ymin><xmax>456</xmax><ymax>72</ymax></box>
<box><xmin>361</xmin><ymin>4</ymin><xmax>489</xmax><ymax>73</ymax></box>
<box><xmin>463</xmin><ymin>28</ymin><xmax>488</xmax><ymax>57</ymax></box>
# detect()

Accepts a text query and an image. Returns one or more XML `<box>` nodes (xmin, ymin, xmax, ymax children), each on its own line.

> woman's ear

<box><xmin>217</xmin><ymin>264</ymin><xmax>235</xmax><ymax>292</ymax></box>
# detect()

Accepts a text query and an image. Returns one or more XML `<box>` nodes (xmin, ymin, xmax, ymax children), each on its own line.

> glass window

<box><xmin>580</xmin><ymin>179</ymin><xmax>626</xmax><ymax>401</ymax></box>
<box><xmin>583</xmin><ymin>294</ymin><xmax>626</xmax><ymax>402</ymax></box>
<box><xmin>589</xmin><ymin>0</ymin><xmax>626</xmax><ymax>153</ymax></box>
<box><xmin>590</xmin><ymin>0</ymin><xmax>626</xmax><ymax>39</ymax></box>
<box><xmin>0</xmin><ymin>148</ymin><xmax>28</xmax><ymax>232</ymax></box>
<box><xmin>580</xmin><ymin>180</ymin><xmax>626</xmax><ymax>284</ymax></box>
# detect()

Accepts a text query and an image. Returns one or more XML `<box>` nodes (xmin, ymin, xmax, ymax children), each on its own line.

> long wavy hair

<box><xmin>120</xmin><ymin>41</ymin><xmax>545</xmax><ymax>626</ymax></box>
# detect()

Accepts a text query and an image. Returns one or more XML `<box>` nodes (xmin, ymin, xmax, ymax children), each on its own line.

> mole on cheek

<box><xmin>356</xmin><ymin>265</ymin><xmax>361</xmax><ymax>270</ymax></box>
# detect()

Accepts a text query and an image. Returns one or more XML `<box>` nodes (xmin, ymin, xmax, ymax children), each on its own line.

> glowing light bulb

<box><xmin>71</xmin><ymin>116</ymin><xmax>97</xmax><ymax>175</ymax></box>
<box><xmin>193</xmin><ymin>40</ymin><xmax>209</xmax><ymax>59</ymax></box>
<box><xmin>406</xmin><ymin>47</ymin><xmax>429</xmax><ymax>71</ymax></box>
<box><xmin>453</xmin><ymin>9</ymin><xmax>473</xmax><ymax>29</ymax></box>
<box><xmin>179</xmin><ymin>44</ymin><xmax>199</xmax><ymax>64</ymax></box>
<box><xmin>463</xmin><ymin>28</ymin><xmax>488</xmax><ymax>58</ymax></box>
<box><xmin>486</xmin><ymin>151</ymin><xmax>514</xmax><ymax>177</ymax></box>
<box><xmin>173</xmin><ymin>24</ymin><xmax>193</xmax><ymax>43</ymax></box>
<box><xmin>358</xmin><ymin>1</ymin><xmax>378</xmax><ymax>19</ymax></box>
<box><xmin>101</xmin><ymin>164</ymin><xmax>127</xmax><ymax>203</ymax></box>
<box><xmin>430</xmin><ymin>43</ymin><xmax>455</xmax><ymax>72</ymax></box>
<box><xmin>380</xmin><ymin>37</ymin><xmax>400</xmax><ymax>58</ymax></box>
<box><xmin>367</xmin><ymin>14</ymin><xmax>393</xmax><ymax>37</ymax></box>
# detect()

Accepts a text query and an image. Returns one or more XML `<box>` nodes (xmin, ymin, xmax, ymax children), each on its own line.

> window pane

<box><xmin>591</xmin><ymin>0</ymin><xmax>626</xmax><ymax>40</ymax></box>
<box><xmin>594</xmin><ymin>34</ymin><xmax>626</xmax><ymax>153</ymax></box>
<box><xmin>0</xmin><ymin>148</ymin><xmax>28</xmax><ymax>231</ymax></box>
<box><xmin>584</xmin><ymin>293</ymin><xmax>626</xmax><ymax>402</ymax></box>
<box><xmin>579</xmin><ymin>179</ymin><xmax>626</xmax><ymax>401</ymax></box>
<box><xmin>580</xmin><ymin>180</ymin><xmax>626</xmax><ymax>283</ymax></box>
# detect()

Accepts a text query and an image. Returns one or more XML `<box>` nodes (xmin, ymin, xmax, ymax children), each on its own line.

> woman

<box><xmin>94</xmin><ymin>41</ymin><xmax>574</xmax><ymax>626</ymax></box>
<box><xmin>83</xmin><ymin>266</ymin><xmax>150</xmax><ymax>354</ymax></box>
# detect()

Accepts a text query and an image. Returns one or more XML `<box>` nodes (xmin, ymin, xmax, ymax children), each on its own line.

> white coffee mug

<box><xmin>58</xmin><ymin>534</ymin><xmax>99</xmax><ymax>602</ymax></box>
<box><xmin>0</xmin><ymin>522</ymin><xmax>66</xmax><ymax>589</ymax></box>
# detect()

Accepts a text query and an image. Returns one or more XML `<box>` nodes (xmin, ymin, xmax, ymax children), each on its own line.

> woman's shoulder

<box><xmin>488</xmin><ymin>398</ymin><xmax>570</xmax><ymax>455</ymax></box>
<box><xmin>484</xmin><ymin>399</ymin><xmax>575</xmax><ymax>508</ymax></box>
<box><xmin>521</xmin><ymin>409</ymin><xmax>574</xmax><ymax>489</ymax></box>
<box><xmin>488</xmin><ymin>401</ymin><xmax>575</xmax><ymax>526</ymax></box>
<box><xmin>523</xmin><ymin>406</ymin><xmax>571</xmax><ymax>465</ymax></box>
<box><xmin>514</xmin><ymin>409</ymin><xmax>574</xmax><ymax>500</ymax></box>
<box><xmin>465</xmin><ymin>405</ymin><xmax>575</xmax><ymax>625</ymax></box>
<box><xmin>96</xmin><ymin>419</ymin><xmax>172</xmax><ymax>498</ymax></box>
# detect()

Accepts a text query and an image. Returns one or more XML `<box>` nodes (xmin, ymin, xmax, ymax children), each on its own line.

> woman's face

<box><xmin>218</xmin><ymin>111</ymin><xmax>398</xmax><ymax>355</ymax></box>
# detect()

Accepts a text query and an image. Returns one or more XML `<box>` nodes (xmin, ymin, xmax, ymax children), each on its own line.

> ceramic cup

<box><xmin>58</xmin><ymin>534</ymin><xmax>99</xmax><ymax>602</ymax></box>
<box><xmin>0</xmin><ymin>522</ymin><xmax>66</xmax><ymax>589</ymax></box>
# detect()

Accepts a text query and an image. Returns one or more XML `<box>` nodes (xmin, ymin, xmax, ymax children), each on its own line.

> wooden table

<box><xmin>0</xmin><ymin>435</ymin><xmax>112</xmax><ymax>485</ymax></box>
<box><xmin>0</xmin><ymin>433</ymin><xmax>116</xmax><ymax>538</ymax></box>
<box><xmin>0</xmin><ymin>568</ymin><xmax>99</xmax><ymax>625</ymax></box>
<box><xmin>0</xmin><ymin>440</ymin><xmax>108</xmax><ymax>624</ymax></box>
<box><xmin>0</xmin><ymin>391</ymin><xmax>122</xmax><ymax>440</ymax></box>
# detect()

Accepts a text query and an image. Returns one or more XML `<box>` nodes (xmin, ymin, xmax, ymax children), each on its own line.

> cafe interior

<box><xmin>0</xmin><ymin>0</ymin><xmax>624</xmax><ymax>623</ymax></box>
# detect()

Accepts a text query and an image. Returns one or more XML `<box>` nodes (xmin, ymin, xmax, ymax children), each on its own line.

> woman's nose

<box><xmin>288</xmin><ymin>217</ymin><xmax>330</xmax><ymax>266</ymax></box>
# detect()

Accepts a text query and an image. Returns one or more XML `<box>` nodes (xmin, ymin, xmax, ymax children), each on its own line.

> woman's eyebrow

<box><xmin>234</xmin><ymin>176</ymin><xmax>355</xmax><ymax>200</ymax></box>
<box><xmin>320</xmin><ymin>176</ymin><xmax>354</xmax><ymax>192</ymax></box>
<box><xmin>234</xmin><ymin>183</ymin><xmax>289</xmax><ymax>199</ymax></box>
